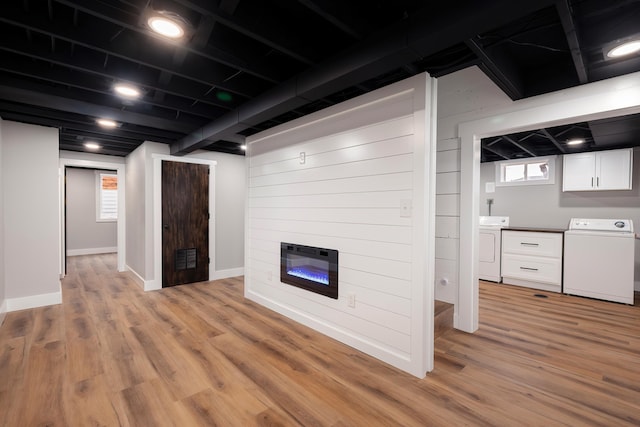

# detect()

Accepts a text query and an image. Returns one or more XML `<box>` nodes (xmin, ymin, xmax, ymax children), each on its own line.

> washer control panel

<box><xmin>569</xmin><ymin>218</ymin><xmax>634</xmax><ymax>233</ymax></box>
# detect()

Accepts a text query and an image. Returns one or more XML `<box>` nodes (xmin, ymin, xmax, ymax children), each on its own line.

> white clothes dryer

<box><xmin>479</xmin><ymin>216</ymin><xmax>510</xmax><ymax>282</ymax></box>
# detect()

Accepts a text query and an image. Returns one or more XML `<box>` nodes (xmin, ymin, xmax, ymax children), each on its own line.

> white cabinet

<box><xmin>562</xmin><ymin>148</ymin><xmax>633</xmax><ymax>191</ymax></box>
<box><xmin>501</xmin><ymin>230</ymin><xmax>563</xmax><ymax>292</ymax></box>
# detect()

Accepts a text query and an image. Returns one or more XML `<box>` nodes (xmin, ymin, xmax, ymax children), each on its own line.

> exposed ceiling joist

<box><xmin>556</xmin><ymin>0</ymin><xmax>588</xmax><ymax>83</ymax></box>
<box><xmin>482</xmin><ymin>144</ymin><xmax>511</xmax><ymax>160</ymax></box>
<box><xmin>172</xmin><ymin>0</ymin><xmax>315</xmax><ymax>65</ymax></box>
<box><xmin>465</xmin><ymin>37</ymin><xmax>524</xmax><ymax>100</ymax></box>
<box><xmin>53</xmin><ymin>0</ymin><xmax>283</xmax><ymax>83</ymax></box>
<box><xmin>503</xmin><ymin>135</ymin><xmax>537</xmax><ymax>157</ymax></box>
<box><xmin>0</xmin><ymin>84</ymin><xmax>196</xmax><ymax>133</ymax></box>
<box><xmin>1</xmin><ymin>0</ymin><xmax>640</xmax><ymax>158</ymax></box>
<box><xmin>539</xmin><ymin>128</ymin><xmax>567</xmax><ymax>153</ymax></box>
<box><xmin>173</xmin><ymin>0</ymin><xmax>557</xmax><ymax>155</ymax></box>
<box><xmin>296</xmin><ymin>0</ymin><xmax>364</xmax><ymax>40</ymax></box>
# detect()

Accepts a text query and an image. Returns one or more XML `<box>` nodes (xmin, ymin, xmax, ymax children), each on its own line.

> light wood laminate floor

<box><xmin>1</xmin><ymin>254</ymin><xmax>639</xmax><ymax>426</ymax></box>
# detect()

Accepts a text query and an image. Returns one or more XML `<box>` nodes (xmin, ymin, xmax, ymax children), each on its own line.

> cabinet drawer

<box><xmin>502</xmin><ymin>231</ymin><xmax>562</xmax><ymax>257</ymax></box>
<box><xmin>501</xmin><ymin>254</ymin><xmax>562</xmax><ymax>285</ymax></box>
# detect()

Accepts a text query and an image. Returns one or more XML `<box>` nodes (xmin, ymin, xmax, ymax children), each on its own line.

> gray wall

<box><xmin>66</xmin><ymin>167</ymin><xmax>117</xmax><ymax>253</ymax></box>
<box><xmin>0</xmin><ymin>118</ymin><xmax>5</xmax><ymax>318</ymax></box>
<box><xmin>186</xmin><ymin>150</ymin><xmax>245</xmax><ymax>272</ymax></box>
<box><xmin>125</xmin><ymin>142</ymin><xmax>151</xmax><ymax>278</ymax></box>
<box><xmin>2</xmin><ymin>121</ymin><xmax>60</xmax><ymax>301</ymax></box>
<box><xmin>480</xmin><ymin>147</ymin><xmax>640</xmax><ymax>287</ymax></box>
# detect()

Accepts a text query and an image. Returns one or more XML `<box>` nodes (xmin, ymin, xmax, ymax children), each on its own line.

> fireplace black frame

<box><xmin>280</xmin><ymin>243</ymin><xmax>338</xmax><ymax>299</ymax></box>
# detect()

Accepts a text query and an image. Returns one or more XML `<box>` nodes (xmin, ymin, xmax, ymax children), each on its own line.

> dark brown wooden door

<box><xmin>162</xmin><ymin>161</ymin><xmax>209</xmax><ymax>287</ymax></box>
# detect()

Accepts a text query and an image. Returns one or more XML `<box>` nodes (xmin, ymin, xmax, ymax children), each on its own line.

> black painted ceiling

<box><xmin>0</xmin><ymin>0</ymin><xmax>639</xmax><ymax>157</ymax></box>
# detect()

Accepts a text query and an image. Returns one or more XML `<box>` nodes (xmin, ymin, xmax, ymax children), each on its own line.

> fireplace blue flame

<box><xmin>287</xmin><ymin>266</ymin><xmax>329</xmax><ymax>285</ymax></box>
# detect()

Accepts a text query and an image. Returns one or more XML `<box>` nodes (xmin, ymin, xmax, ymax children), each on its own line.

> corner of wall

<box><xmin>6</xmin><ymin>285</ymin><xmax>62</xmax><ymax>312</ymax></box>
<box><xmin>212</xmin><ymin>267</ymin><xmax>245</xmax><ymax>280</ymax></box>
<box><xmin>0</xmin><ymin>118</ymin><xmax>5</xmax><ymax>322</ymax></box>
<box><xmin>125</xmin><ymin>264</ymin><xmax>160</xmax><ymax>291</ymax></box>
<box><xmin>0</xmin><ymin>300</ymin><xmax>7</xmax><ymax>327</ymax></box>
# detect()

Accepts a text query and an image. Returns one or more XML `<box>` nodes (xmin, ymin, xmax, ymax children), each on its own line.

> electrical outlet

<box><xmin>347</xmin><ymin>293</ymin><xmax>356</xmax><ymax>308</ymax></box>
<box><xmin>299</xmin><ymin>151</ymin><xmax>306</xmax><ymax>164</ymax></box>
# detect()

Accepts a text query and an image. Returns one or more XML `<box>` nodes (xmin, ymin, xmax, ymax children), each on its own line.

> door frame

<box><xmin>457</xmin><ymin>71</ymin><xmax>640</xmax><ymax>333</ymax></box>
<box><xmin>59</xmin><ymin>157</ymin><xmax>126</xmax><ymax>276</ymax></box>
<box><xmin>151</xmin><ymin>154</ymin><xmax>217</xmax><ymax>291</ymax></box>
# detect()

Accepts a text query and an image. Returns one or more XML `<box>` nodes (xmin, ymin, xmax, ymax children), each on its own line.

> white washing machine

<box><xmin>479</xmin><ymin>216</ymin><xmax>510</xmax><ymax>282</ymax></box>
<box><xmin>564</xmin><ymin>218</ymin><xmax>635</xmax><ymax>304</ymax></box>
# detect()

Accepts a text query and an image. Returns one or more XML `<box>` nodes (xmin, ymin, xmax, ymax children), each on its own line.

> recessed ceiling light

<box><xmin>240</xmin><ymin>144</ymin><xmax>247</xmax><ymax>151</ymax></box>
<box><xmin>147</xmin><ymin>12</ymin><xmax>185</xmax><ymax>39</ymax></box>
<box><xmin>96</xmin><ymin>118</ymin><xmax>118</xmax><ymax>128</ymax></box>
<box><xmin>114</xmin><ymin>83</ymin><xmax>141</xmax><ymax>99</ymax></box>
<box><xmin>567</xmin><ymin>138</ymin><xmax>585</xmax><ymax>146</ymax></box>
<box><xmin>606</xmin><ymin>40</ymin><xmax>640</xmax><ymax>58</ymax></box>
<box><xmin>84</xmin><ymin>142</ymin><xmax>101</xmax><ymax>150</ymax></box>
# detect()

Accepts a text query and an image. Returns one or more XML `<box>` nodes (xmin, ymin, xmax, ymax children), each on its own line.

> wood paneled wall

<box><xmin>435</xmin><ymin>137</ymin><xmax>461</xmax><ymax>304</ymax></box>
<box><xmin>245</xmin><ymin>74</ymin><xmax>435</xmax><ymax>377</ymax></box>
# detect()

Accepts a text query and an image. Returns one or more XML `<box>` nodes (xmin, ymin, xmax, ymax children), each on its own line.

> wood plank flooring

<box><xmin>1</xmin><ymin>255</ymin><xmax>639</xmax><ymax>426</ymax></box>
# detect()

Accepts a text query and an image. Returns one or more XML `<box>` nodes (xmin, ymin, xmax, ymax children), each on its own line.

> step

<box><xmin>434</xmin><ymin>300</ymin><xmax>454</xmax><ymax>339</ymax></box>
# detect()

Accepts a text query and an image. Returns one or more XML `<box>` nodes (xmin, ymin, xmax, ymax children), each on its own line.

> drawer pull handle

<box><xmin>520</xmin><ymin>267</ymin><xmax>538</xmax><ymax>271</ymax></box>
<box><xmin>520</xmin><ymin>242</ymin><xmax>539</xmax><ymax>246</ymax></box>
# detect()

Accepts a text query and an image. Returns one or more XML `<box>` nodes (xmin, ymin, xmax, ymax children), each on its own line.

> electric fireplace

<box><xmin>280</xmin><ymin>243</ymin><xmax>338</xmax><ymax>299</ymax></box>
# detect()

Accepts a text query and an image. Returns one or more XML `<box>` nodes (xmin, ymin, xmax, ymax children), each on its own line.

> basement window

<box><xmin>495</xmin><ymin>156</ymin><xmax>556</xmax><ymax>187</ymax></box>
<box><xmin>96</xmin><ymin>172</ymin><xmax>118</xmax><ymax>221</ymax></box>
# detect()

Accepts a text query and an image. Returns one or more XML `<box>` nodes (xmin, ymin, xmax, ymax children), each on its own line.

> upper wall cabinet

<box><xmin>562</xmin><ymin>148</ymin><xmax>633</xmax><ymax>191</ymax></box>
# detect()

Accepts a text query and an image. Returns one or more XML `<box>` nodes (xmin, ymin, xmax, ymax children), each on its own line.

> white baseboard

<box><xmin>126</xmin><ymin>265</ymin><xmax>160</xmax><ymax>292</ymax></box>
<box><xmin>0</xmin><ymin>299</ymin><xmax>7</xmax><ymax>327</ymax></box>
<box><xmin>246</xmin><ymin>289</ymin><xmax>418</xmax><ymax>377</ymax></box>
<box><xmin>125</xmin><ymin>265</ymin><xmax>244</xmax><ymax>292</ymax></box>
<box><xmin>212</xmin><ymin>267</ymin><xmax>244</xmax><ymax>280</ymax></box>
<box><xmin>67</xmin><ymin>246</ymin><xmax>117</xmax><ymax>256</ymax></box>
<box><xmin>6</xmin><ymin>290</ymin><xmax>62</xmax><ymax>312</ymax></box>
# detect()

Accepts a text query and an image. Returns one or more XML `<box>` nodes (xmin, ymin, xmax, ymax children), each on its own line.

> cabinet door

<box><xmin>596</xmin><ymin>148</ymin><xmax>632</xmax><ymax>190</ymax></box>
<box><xmin>562</xmin><ymin>152</ymin><xmax>595</xmax><ymax>191</ymax></box>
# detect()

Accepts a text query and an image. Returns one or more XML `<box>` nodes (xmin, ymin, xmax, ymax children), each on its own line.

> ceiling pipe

<box><xmin>172</xmin><ymin>0</ymin><xmax>556</xmax><ymax>155</ymax></box>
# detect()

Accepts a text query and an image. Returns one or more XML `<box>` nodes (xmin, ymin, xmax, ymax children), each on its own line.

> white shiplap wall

<box><xmin>434</xmin><ymin>137</ymin><xmax>461</xmax><ymax>304</ymax></box>
<box><xmin>434</xmin><ymin>66</ymin><xmax>513</xmax><ymax>317</ymax></box>
<box><xmin>245</xmin><ymin>74</ymin><xmax>436</xmax><ymax>377</ymax></box>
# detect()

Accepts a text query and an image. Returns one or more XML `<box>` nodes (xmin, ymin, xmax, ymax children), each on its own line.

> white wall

<box><xmin>2</xmin><ymin>121</ymin><xmax>61</xmax><ymax>311</ymax></box>
<box><xmin>125</xmin><ymin>142</ymin><xmax>168</xmax><ymax>283</ymax></box>
<box><xmin>245</xmin><ymin>73</ymin><xmax>436</xmax><ymax>378</ymax></box>
<box><xmin>125</xmin><ymin>143</ymin><xmax>146</xmax><ymax>278</ymax></box>
<box><xmin>435</xmin><ymin>67</ymin><xmax>512</xmax><ymax>306</ymax></box>
<box><xmin>125</xmin><ymin>142</ymin><xmax>246</xmax><ymax>287</ymax></box>
<box><xmin>480</xmin><ymin>148</ymin><xmax>640</xmax><ymax>288</ymax></box>
<box><xmin>66</xmin><ymin>167</ymin><xmax>117</xmax><ymax>255</ymax></box>
<box><xmin>0</xmin><ymin>118</ymin><xmax>5</xmax><ymax>324</ymax></box>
